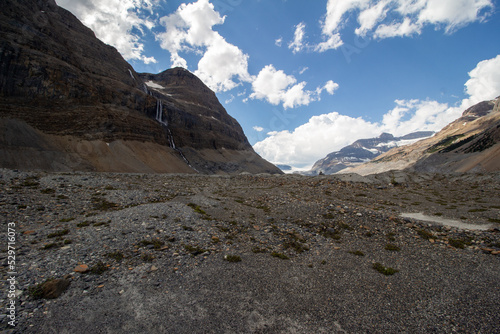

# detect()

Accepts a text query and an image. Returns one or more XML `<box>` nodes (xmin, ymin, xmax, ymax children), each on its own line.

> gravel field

<box><xmin>0</xmin><ymin>169</ymin><xmax>499</xmax><ymax>333</ymax></box>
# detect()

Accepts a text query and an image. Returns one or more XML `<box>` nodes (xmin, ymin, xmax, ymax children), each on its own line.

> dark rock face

<box><xmin>0</xmin><ymin>0</ymin><xmax>163</xmax><ymax>143</ymax></box>
<box><xmin>0</xmin><ymin>0</ymin><xmax>280</xmax><ymax>174</ymax></box>
<box><xmin>461</xmin><ymin>100</ymin><xmax>496</xmax><ymax>120</ymax></box>
<box><xmin>139</xmin><ymin>68</ymin><xmax>252</xmax><ymax>151</ymax></box>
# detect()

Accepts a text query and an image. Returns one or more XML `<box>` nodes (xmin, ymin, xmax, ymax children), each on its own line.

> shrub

<box><xmin>373</xmin><ymin>263</ymin><xmax>399</xmax><ymax>276</ymax></box>
<box><xmin>224</xmin><ymin>255</ymin><xmax>242</xmax><ymax>263</ymax></box>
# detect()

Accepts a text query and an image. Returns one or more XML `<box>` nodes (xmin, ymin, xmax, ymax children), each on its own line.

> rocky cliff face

<box><xmin>344</xmin><ymin>97</ymin><xmax>500</xmax><ymax>175</ymax></box>
<box><xmin>308</xmin><ymin>131</ymin><xmax>434</xmax><ymax>175</ymax></box>
<box><xmin>0</xmin><ymin>0</ymin><xmax>280</xmax><ymax>174</ymax></box>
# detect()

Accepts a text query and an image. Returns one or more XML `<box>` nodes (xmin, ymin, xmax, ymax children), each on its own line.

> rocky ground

<box><xmin>0</xmin><ymin>169</ymin><xmax>499</xmax><ymax>333</ymax></box>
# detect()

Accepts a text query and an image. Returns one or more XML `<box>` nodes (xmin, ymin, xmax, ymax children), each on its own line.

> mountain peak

<box><xmin>0</xmin><ymin>0</ymin><xmax>281</xmax><ymax>174</ymax></box>
<box><xmin>379</xmin><ymin>133</ymin><xmax>395</xmax><ymax>140</ymax></box>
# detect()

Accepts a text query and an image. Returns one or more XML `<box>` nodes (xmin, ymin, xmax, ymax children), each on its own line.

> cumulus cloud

<box><xmin>249</xmin><ymin>65</ymin><xmax>339</xmax><ymax>109</ymax></box>
<box><xmin>254</xmin><ymin>112</ymin><xmax>381</xmax><ymax>167</ymax></box>
<box><xmin>155</xmin><ymin>0</ymin><xmax>251</xmax><ymax>92</ymax></box>
<box><xmin>253</xmin><ymin>55</ymin><xmax>500</xmax><ymax>167</ymax></box>
<box><xmin>462</xmin><ymin>54</ymin><xmax>500</xmax><ymax>107</ymax></box>
<box><xmin>57</xmin><ymin>0</ymin><xmax>158</xmax><ymax>64</ymax></box>
<box><xmin>253</xmin><ymin>126</ymin><xmax>264</xmax><ymax>132</ymax></box>
<box><xmin>322</xmin><ymin>80</ymin><xmax>340</xmax><ymax>95</ymax></box>
<box><xmin>316</xmin><ymin>0</ymin><xmax>493</xmax><ymax>49</ymax></box>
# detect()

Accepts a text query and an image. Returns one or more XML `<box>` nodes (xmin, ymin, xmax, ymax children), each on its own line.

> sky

<box><xmin>56</xmin><ymin>0</ymin><xmax>500</xmax><ymax>169</ymax></box>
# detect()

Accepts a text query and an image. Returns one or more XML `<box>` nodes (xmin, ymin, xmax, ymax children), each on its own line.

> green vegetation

<box><xmin>271</xmin><ymin>252</ymin><xmax>289</xmax><ymax>260</ymax></box>
<box><xmin>106</xmin><ymin>251</ymin><xmax>124</xmax><ymax>261</ymax></box>
<box><xmin>93</xmin><ymin>220</ymin><xmax>110</xmax><ymax>227</ymax></box>
<box><xmin>22</xmin><ymin>178</ymin><xmax>40</xmax><ymax>188</ymax></box>
<box><xmin>47</xmin><ymin>229</ymin><xmax>69</xmax><ymax>238</ymax></box>
<box><xmin>385</xmin><ymin>244</ymin><xmax>401</xmax><ymax>251</ymax></box>
<box><xmin>468</xmin><ymin>208</ymin><xmax>487</xmax><ymax>213</ymax></box>
<box><xmin>92</xmin><ymin>197</ymin><xmax>119</xmax><ymax>211</ymax></box>
<box><xmin>448</xmin><ymin>238</ymin><xmax>465</xmax><ymax>249</ymax></box>
<box><xmin>283</xmin><ymin>239</ymin><xmax>309</xmax><ymax>253</ymax></box>
<box><xmin>251</xmin><ymin>246</ymin><xmax>267</xmax><ymax>253</ymax></box>
<box><xmin>59</xmin><ymin>217</ymin><xmax>75</xmax><ymax>222</ymax></box>
<box><xmin>372</xmin><ymin>263</ymin><xmax>399</xmax><ymax>276</ymax></box>
<box><xmin>417</xmin><ymin>229</ymin><xmax>433</xmax><ymax>240</ymax></box>
<box><xmin>42</xmin><ymin>243</ymin><xmax>60</xmax><ymax>250</ymax></box>
<box><xmin>90</xmin><ymin>261</ymin><xmax>108</xmax><ymax>275</ymax></box>
<box><xmin>27</xmin><ymin>279</ymin><xmax>54</xmax><ymax>299</ymax></box>
<box><xmin>224</xmin><ymin>255</ymin><xmax>242</xmax><ymax>263</ymax></box>
<box><xmin>141</xmin><ymin>253</ymin><xmax>154</xmax><ymax>262</ymax></box>
<box><xmin>426</xmin><ymin>134</ymin><xmax>465</xmax><ymax>153</ymax></box>
<box><xmin>184</xmin><ymin>245</ymin><xmax>207</xmax><ymax>256</ymax></box>
<box><xmin>139</xmin><ymin>239</ymin><xmax>165</xmax><ymax>250</ymax></box>
<box><xmin>349</xmin><ymin>250</ymin><xmax>365</xmax><ymax>256</ymax></box>
<box><xmin>76</xmin><ymin>221</ymin><xmax>92</xmax><ymax>228</ymax></box>
<box><xmin>187</xmin><ymin>203</ymin><xmax>207</xmax><ymax>215</ymax></box>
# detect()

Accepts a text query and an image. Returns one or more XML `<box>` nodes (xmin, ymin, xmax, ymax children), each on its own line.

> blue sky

<box><xmin>58</xmin><ymin>0</ymin><xmax>500</xmax><ymax>169</ymax></box>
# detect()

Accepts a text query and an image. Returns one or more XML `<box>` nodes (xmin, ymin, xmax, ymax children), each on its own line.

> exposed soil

<box><xmin>1</xmin><ymin>169</ymin><xmax>499</xmax><ymax>333</ymax></box>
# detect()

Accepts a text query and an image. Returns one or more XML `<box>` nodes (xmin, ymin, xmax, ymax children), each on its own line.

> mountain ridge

<box><xmin>0</xmin><ymin>0</ymin><xmax>281</xmax><ymax>174</ymax></box>
<box><xmin>308</xmin><ymin>131</ymin><xmax>434</xmax><ymax>175</ymax></box>
<box><xmin>344</xmin><ymin>97</ymin><xmax>500</xmax><ymax>175</ymax></box>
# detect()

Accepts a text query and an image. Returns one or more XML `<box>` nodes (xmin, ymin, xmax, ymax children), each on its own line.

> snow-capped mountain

<box><xmin>308</xmin><ymin>131</ymin><xmax>434</xmax><ymax>175</ymax></box>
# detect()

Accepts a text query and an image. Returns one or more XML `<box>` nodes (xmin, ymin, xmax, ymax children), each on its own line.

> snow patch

<box><xmin>145</xmin><ymin>81</ymin><xmax>166</xmax><ymax>90</ymax></box>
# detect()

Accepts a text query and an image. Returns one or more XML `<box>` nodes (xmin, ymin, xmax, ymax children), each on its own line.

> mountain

<box><xmin>308</xmin><ymin>131</ymin><xmax>434</xmax><ymax>175</ymax></box>
<box><xmin>0</xmin><ymin>0</ymin><xmax>281</xmax><ymax>174</ymax></box>
<box><xmin>344</xmin><ymin>97</ymin><xmax>500</xmax><ymax>175</ymax></box>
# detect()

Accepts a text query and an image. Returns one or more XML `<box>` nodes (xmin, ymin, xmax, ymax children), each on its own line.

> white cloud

<box><xmin>314</xmin><ymin>33</ymin><xmax>344</xmax><ymax>53</ymax></box>
<box><xmin>249</xmin><ymin>65</ymin><xmax>297</xmax><ymax>106</ymax></box>
<box><xmin>57</xmin><ymin>0</ymin><xmax>158</xmax><ymax>64</ymax></box>
<box><xmin>355</xmin><ymin>0</ymin><xmax>391</xmax><ymax>36</ymax></box>
<box><xmin>374</xmin><ymin>17</ymin><xmax>422</xmax><ymax>38</ymax></box>
<box><xmin>323</xmin><ymin>80</ymin><xmax>340</xmax><ymax>95</ymax></box>
<box><xmin>462</xmin><ymin>54</ymin><xmax>500</xmax><ymax>107</ymax></box>
<box><xmin>275</xmin><ymin>37</ymin><xmax>283</xmax><ymax>47</ymax></box>
<box><xmin>156</xmin><ymin>0</ymin><xmax>251</xmax><ymax>92</ymax></box>
<box><xmin>253</xmin><ymin>126</ymin><xmax>264</xmax><ymax>132</ymax></box>
<box><xmin>288</xmin><ymin>22</ymin><xmax>307</xmax><ymax>54</ymax></box>
<box><xmin>254</xmin><ymin>112</ymin><xmax>381</xmax><ymax>167</ymax></box>
<box><xmin>249</xmin><ymin>65</ymin><xmax>339</xmax><ymax>109</ymax></box>
<box><xmin>418</xmin><ymin>0</ymin><xmax>493</xmax><ymax>33</ymax></box>
<box><xmin>254</xmin><ymin>55</ymin><xmax>500</xmax><ymax>167</ymax></box>
<box><xmin>316</xmin><ymin>0</ymin><xmax>493</xmax><ymax>49</ymax></box>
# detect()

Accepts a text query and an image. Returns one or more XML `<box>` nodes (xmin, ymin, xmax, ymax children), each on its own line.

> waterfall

<box><xmin>156</xmin><ymin>100</ymin><xmax>167</xmax><ymax>126</ymax></box>
<box><xmin>154</xmin><ymin>98</ymin><xmax>198</xmax><ymax>172</ymax></box>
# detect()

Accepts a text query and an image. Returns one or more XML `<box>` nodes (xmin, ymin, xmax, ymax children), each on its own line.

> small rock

<box><xmin>74</xmin><ymin>264</ymin><xmax>89</xmax><ymax>273</ymax></box>
<box><xmin>150</xmin><ymin>265</ymin><xmax>158</xmax><ymax>271</ymax></box>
